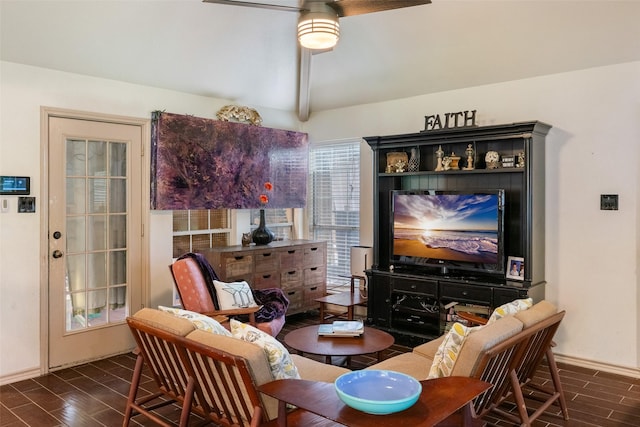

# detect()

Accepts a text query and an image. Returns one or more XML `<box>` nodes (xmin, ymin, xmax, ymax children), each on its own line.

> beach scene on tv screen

<box><xmin>393</xmin><ymin>193</ymin><xmax>499</xmax><ymax>264</ymax></box>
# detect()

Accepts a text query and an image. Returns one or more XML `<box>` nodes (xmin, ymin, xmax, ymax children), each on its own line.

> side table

<box><xmin>258</xmin><ymin>377</ymin><xmax>492</xmax><ymax>427</ymax></box>
<box><xmin>315</xmin><ymin>275</ymin><xmax>367</xmax><ymax>322</ymax></box>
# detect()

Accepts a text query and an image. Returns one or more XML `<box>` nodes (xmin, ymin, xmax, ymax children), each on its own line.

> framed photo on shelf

<box><xmin>506</xmin><ymin>256</ymin><xmax>525</xmax><ymax>280</ymax></box>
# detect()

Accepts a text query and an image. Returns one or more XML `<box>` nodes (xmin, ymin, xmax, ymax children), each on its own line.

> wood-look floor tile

<box><xmin>1</xmin><ymin>312</ymin><xmax>639</xmax><ymax>427</ymax></box>
<box><xmin>0</xmin><ymin>385</ymin><xmax>30</xmax><ymax>409</ymax></box>
<box><xmin>7</xmin><ymin>402</ymin><xmax>61</xmax><ymax>426</ymax></box>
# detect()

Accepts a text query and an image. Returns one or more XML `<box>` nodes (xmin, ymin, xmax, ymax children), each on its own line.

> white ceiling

<box><xmin>2</xmin><ymin>0</ymin><xmax>639</xmax><ymax>119</ymax></box>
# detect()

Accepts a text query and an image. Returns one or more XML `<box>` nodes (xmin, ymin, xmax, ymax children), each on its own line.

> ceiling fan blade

<box><xmin>327</xmin><ymin>0</ymin><xmax>431</xmax><ymax>17</ymax></box>
<box><xmin>202</xmin><ymin>0</ymin><xmax>303</xmax><ymax>13</ymax></box>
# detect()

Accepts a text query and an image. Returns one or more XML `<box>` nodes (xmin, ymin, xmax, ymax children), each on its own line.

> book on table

<box><xmin>318</xmin><ymin>320</ymin><xmax>364</xmax><ymax>337</ymax></box>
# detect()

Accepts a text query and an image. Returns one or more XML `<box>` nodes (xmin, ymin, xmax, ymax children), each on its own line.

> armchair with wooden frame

<box><xmin>124</xmin><ymin>308</ymin><xmax>342</xmax><ymax>427</ymax></box>
<box><xmin>169</xmin><ymin>255</ymin><xmax>286</xmax><ymax>337</ymax></box>
<box><xmin>457</xmin><ymin>303</ymin><xmax>569</xmax><ymax>425</ymax></box>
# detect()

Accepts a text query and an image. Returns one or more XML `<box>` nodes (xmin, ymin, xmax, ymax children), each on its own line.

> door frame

<box><xmin>39</xmin><ymin>107</ymin><xmax>151</xmax><ymax>374</ymax></box>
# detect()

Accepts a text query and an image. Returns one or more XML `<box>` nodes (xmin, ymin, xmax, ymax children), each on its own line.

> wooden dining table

<box><xmin>258</xmin><ymin>376</ymin><xmax>491</xmax><ymax>426</ymax></box>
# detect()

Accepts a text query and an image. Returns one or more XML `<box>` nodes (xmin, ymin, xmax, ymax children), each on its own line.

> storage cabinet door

<box><xmin>392</xmin><ymin>277</ymin><xmax>437</xmax><ymax>297</ymax></box>
<box><xmin>367</xmin><ymin>274</ymin><xmax>391</xmax><ymax>327</ymax></box>
<box><xmin>280</xmin><ymin>248</ymin><xmax>303</xmax><ymax>270</ymax></box>
<box><xmin>221</xmin><ymin>253</ymin><xmax>253</xmax><ymax>281</ymax></box>
<box><xmin>440</xmin><ymin>281</ymin><xmax>492</xmax><ymax>305</ymax></box>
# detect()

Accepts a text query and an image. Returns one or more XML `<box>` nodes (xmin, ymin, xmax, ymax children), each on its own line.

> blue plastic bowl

<box><xmin>334</xmin><ymin>370</ymin><xmax>422</xmax><ymax>415</ymax></box>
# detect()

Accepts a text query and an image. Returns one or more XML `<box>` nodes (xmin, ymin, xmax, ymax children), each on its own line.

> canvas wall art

<box><xmin>151</xmin><ymin>112</ymin><xmax>308</xmax><ymax>210</ymax></box>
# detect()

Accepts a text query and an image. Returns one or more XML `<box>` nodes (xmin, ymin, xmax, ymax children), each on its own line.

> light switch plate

<box><xmin>18</xmin><ymin>196</ymin><xmax>36</xmax><ymax>213</ymax></box>
<box><xmin>600</xmin><ymin>194</ymin><xmax>618</xmax><ymax>210</ymax></box>
<box><xmin>1</xmin><ymin>198</ymin><xmax>8</xmax><ymax>213</ymax></box>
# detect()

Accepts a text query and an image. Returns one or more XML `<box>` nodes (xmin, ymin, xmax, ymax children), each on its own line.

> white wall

<box><xmin>0</xmin><ymin>61</ymin><xmax>300</xmax><ymax>381</ymax></box>
<box><xmin>1</xmin><ymin>59</ymin><xmax>638</xmax><ymax>381</ymax></box>
<box><xmin>303</xmin><ymin>61</ymin><xmax>640</xmax><ymax>374</ymax></box>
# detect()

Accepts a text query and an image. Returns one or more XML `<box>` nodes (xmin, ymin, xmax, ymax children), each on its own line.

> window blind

<box><xmin>309</xmin><ymin>140</ymin><xmax>361</xmax><ymax>287</ymax></box>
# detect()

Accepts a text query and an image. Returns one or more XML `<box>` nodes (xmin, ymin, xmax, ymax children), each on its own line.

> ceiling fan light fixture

<box><xmin>297</xmin><ymin>9</ymin><xmax>340</xmax><ymax>50</ymax></box>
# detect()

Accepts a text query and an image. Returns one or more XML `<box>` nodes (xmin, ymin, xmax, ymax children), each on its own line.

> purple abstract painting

<box><xmin>151</xmin><ymin>112</ymin><xmax>308</xmax><ymax>210</ymax></box>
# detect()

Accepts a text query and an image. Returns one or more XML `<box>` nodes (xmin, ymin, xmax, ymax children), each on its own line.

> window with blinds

<box><xmin>309</xmin><ymin>140</ymin><xmax>361</xmax><ymax>287</ymax></box>
<box><xmin>172</xmin><ymin>209</ymin><xmax>230</xmax><ymax>258</ymax></box>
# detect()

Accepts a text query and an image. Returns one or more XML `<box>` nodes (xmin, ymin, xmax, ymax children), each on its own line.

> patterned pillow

<box><xmin>427</xmin><ymin>322</ymin><xmax>475</xmax><ymax>379</ymax></box>
<box><xmin>213</xmin><ymin>280</ymin><xmax>259</xmax><ymax>310</ymax></box>
<box><xmin>230</xmin><ymin>319</ymin><xmax>300</xmax><ymax>380</ymax></box>
<box><xmin>487</xmin><ymin>298</ymin><xmax>533</xmax><ymax>324</ymax></box>
<box><xmin>158</xmin><ymin>306</ymin><xmax>231</xmax><ymax>336</ymax></box>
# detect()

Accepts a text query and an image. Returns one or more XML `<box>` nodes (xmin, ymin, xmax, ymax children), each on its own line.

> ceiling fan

<box><xmin>203</xmin><ymin>0</ymin><xmax>432</xmax><ymax>120</ymax></box>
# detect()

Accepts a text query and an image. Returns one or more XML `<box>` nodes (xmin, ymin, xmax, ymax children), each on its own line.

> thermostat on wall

<box><xmin>0</xmin><ymin>176</ymin><xmax>30</xmax><ymax>195</ymax></box>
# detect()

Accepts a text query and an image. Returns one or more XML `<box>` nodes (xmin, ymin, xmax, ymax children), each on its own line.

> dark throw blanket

<box><xmin>252</xmin><ymin>288</ymin><xmax>289</xmax><ymax>323</ymax></box>
<box><xmin>177</xmin><ymin>252</ymin><xmax>289</xmax><ymax>322</ymax></box>
<box><xmin>177</xmin><ymin>252</ymin><xmax>221</xmax><ymax>309</ymax></box>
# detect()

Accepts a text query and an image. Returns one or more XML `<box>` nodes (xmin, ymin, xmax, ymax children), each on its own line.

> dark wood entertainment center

<box><xmin>364</xmin><ymin>121</ymin><xmax>551</xmax><ymax>341</ymax></box>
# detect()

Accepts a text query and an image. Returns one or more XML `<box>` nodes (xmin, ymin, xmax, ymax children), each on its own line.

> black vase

<box><xmin>252</xmin><ymin>209</ymin><xmax>275</xmax><ymax>245</ymax></box>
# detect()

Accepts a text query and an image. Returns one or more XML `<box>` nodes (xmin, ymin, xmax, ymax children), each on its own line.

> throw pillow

<box><xmin>213</xmin><ymin>280</ymin><xmax>259</xmax><ymax>310</ymax></box>
<box><xmin>158</xmin><ymin>306</ymin><xmax>231</xmax><ymax>336</ymax></box>
<box><xmin>230</xmin><ymin>319</ymin><xmax>300</xmax><ymax>381</ymax></box>
<box><xmin>487</xmin><ymin>298</ymin><xmax>533</xmax><ymax>324</ymax></box>
<box><xmin>427</xmin><ymin>322</ymin><xmax>475</xmax><ymax>379</ymax></box>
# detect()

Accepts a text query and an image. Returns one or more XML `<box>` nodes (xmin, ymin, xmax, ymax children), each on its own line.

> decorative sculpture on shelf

<box><xmin>408</xmin><ymin>147</ymin><xmax>420</xmax><ymax>172</ymax></box>
<box><xmin>463</xmin><ymin>143</ymin><xmax>475</xmax><ymax>170</ymax></box>
<box><xmin>394</xmin><ymin>160</ymin><xmax>408</xmax><ymax>173</ymax></box>
<box><xmin>448</xmin><ymin>152</ymin><xmax>461</xmax><ymax>170</ymax></box>
<box><xmin>442</xmin><ymin>156</ymin><xmax>452</xmax><ymax>171</ymax></box>
<box><xmin>435</xmin><ymin>145</ymin><xmax>444</xmax><ymax>171</ymax></box>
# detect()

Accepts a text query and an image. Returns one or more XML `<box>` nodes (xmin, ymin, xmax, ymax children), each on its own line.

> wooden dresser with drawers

<box><xmin>201</xmin><ymin>240</ymin><xmax>327</xmax><ymax>315</ymax></box>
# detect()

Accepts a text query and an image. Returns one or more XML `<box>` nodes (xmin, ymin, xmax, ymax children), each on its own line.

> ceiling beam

<box><xmin>298</xmin><ymin>47</ymin><xmax>312</xmax><ymax>122</ymax></box>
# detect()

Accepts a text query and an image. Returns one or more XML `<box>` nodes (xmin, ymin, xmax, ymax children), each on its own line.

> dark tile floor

<box><xmin>1</xmin><ymin>312</ymin><xmax>639</xmax><ymax>426</ymax></box>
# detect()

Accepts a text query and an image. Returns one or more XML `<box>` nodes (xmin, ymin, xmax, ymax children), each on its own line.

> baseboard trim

<box><xmin>0</xmin><ymin>367</ymin><xmax>41</xmax><ymax>386</ymax></box>
<box><xmin>555</xmin><ymin>353</ymin><xmax>640</xmax><ymax>379</ymax></box>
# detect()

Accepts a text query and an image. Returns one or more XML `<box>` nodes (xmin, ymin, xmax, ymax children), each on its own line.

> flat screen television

<box><xmin>391</xmin><ymin>189</ymin><xmax>505</xmax><ymax>276</ymax></box>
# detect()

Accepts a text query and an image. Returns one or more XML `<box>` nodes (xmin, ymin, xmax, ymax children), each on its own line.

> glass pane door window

<box><xmin>65</xmin><ymin>138</ymin><xmax>128</xmax><ymax>331</ymax></box>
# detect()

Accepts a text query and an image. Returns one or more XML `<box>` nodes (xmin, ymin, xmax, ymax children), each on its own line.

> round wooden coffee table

<box><xmin>284</xmin><ymin>325</ymin><xmax>395</xmax><ymax>365</ymax></box>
